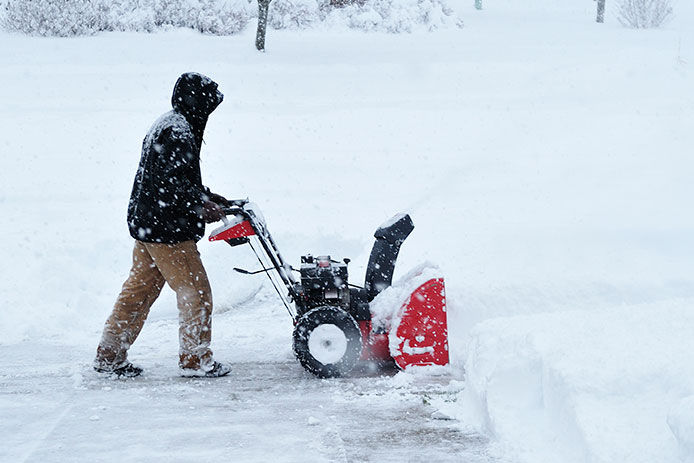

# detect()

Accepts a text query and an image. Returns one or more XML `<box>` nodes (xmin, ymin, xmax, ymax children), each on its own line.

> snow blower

<box><xmin>209</xmin><ymin>200</ymin><xmax>449</xmax><ymax>378</ymax></box>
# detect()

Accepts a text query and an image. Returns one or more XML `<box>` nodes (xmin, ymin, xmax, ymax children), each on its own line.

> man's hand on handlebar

<box><xmin>202</xmin><ymin>200</ymin><xmax>226</xmax><ymax>223</ymax></box>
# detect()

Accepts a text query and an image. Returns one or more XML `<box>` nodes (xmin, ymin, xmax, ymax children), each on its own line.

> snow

<box><xmin>669</xmin><ymin>396</ymin><xmax>694</xmax><ymax>463</ymax></box>
<box><xmin>0</xmin><ymin>342</ymin><xmax>491</xmax><ymax>462</ymax></box>
<box><xmin>2</xmin><ymin>0</ymin><xmax>694</xmax><ymax>461</ymax></box>
<box><xmin>143</xmin><ymin>110</ymin><xmax>192</xmax><ymax>150</ymax></box>
<box><xmin>1</xmin><ymin>0</ymin><xmax>461</xmax><ymax>36</ymax></box>
<box><xmin>209</xmin><ymin>211</ymin><xmax>245</xmax><ymax>236</ymax></box>
<box><xmin>456</xmin><ymin>302</ymin><xmax>694</xmax><ymax>463</ymax></box>
<box><xmin>243</xmin><ymin>202</ymin><xmax>268</xmax><ymax>232</ymax></box>
<box><xmin>378</xmin><ymin>212</ymin><xmax>409</xmax><ymax>230</ymax></box>
<box><xmin>369</xmin><ymin>262</ymin><xmax>442</xmax><ymax>332</ymax></box>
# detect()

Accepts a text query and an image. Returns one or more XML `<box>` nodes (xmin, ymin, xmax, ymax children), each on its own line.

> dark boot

<box><xmin>180</xmin><ymin>361</ymin><xmax>231</xmax><ymax>378</ymax></box>
<box><xmin>94</xmin><ymin>361</ymin><xmax>143</xmax><ymax>378</ymax></box>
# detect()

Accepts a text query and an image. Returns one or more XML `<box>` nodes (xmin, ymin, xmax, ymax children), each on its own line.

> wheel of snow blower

<box><xmin>293</xmin><ymin>306</ymin><xmax>362</xmax><ymax>378</ymax></box>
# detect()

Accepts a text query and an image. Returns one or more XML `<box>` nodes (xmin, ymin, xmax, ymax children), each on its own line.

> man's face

<box><xmin>200</xmin><ymin>81</ymin><xmax>224</xmax><ymax>114</ymax></box>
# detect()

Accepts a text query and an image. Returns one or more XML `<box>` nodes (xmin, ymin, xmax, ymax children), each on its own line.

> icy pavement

<box><xmin>1</xmin><ymin>343</ymin><xmax>494</xmax><ymax>463</ymax></box>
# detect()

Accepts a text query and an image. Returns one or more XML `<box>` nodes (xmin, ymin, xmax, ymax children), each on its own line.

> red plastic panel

<box><xmin>368</xmin><ymin>333</ymin><xmax>391</xmax><ymax>361</ymax></box>
<box><xmin>391</xmin><ymin>278</ymin><xmax>449</xmax><ymax>369</ymax></box>
<box><xmin>359</xmin><ymin>320</ymin><xmax>372</xmax><ymax>360</ymax></box>
<box><xmin>209</xmin><ymin>220</ymin><xmax>255</xmax><ymax>242</ymax></box>
<box><xmin>360</xmin><ymin>320</ymin><xmax>394</xmax><ymax>361</ymax></box>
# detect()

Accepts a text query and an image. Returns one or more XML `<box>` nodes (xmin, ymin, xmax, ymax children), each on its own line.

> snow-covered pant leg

<box><xmin>143</xmin><ymin>241</ymin><xmax>214</xmax><ymax>371</ymax></box>
<box><xmin>96</xmin><ymin>241</ymin><xmax>165</xmax><ymax>367</ymax></box>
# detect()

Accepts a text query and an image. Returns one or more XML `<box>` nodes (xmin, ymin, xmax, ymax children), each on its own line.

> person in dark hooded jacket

<box><xmin>94</xmin><ymin>72</ymin><xmax>231</xmax><ymax>378</ymax></box>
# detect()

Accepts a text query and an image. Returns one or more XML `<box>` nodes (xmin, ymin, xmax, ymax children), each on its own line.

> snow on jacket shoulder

<box><xmin>127</xmin><ymin>110</ymin><xmax>207</xmax><ymax>244</ymax></box>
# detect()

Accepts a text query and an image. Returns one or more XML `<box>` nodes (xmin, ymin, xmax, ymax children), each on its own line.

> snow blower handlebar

<box><xmin>212</xmin><ymin>200</ymin><xmax>300</xmax><ymax>320</ymax></box>
<box><xmin>223</xmin><ymin>198</ymin><xmax>251</xmax><ymax>208</ymax></box>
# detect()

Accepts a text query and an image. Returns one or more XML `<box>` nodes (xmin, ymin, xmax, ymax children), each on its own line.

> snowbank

<box><xmin>456</xmin><ymin>301</ymin><xmax>694</xmax><ymax>463</ymax></box>
<box><xmin>669</xmin><ymin>396</ymin><xmax>694</xmax><ymax>463</ymax></box>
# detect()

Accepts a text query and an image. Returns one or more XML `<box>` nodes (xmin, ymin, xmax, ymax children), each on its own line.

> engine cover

<box><xmin>298</xmin><ymin>255</ymin><xmax>350</xmax><ymax>316</ymax></box>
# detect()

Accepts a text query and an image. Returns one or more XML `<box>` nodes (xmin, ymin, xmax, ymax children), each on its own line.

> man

<box><xmin>94</xmin><ymin>72</ymin><xmax>230</xmax><ymax>378</ymax></box>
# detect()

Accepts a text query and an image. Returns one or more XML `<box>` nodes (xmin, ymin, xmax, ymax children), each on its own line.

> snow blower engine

<box><xmin>209</xmin><ymin>200</ymin><xmax>449</xmax><ymax>377</ymax></box>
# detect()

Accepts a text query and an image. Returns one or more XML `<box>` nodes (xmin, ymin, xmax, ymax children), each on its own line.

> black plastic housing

<box><xmin>348</xmin><ymin>287</ymin><xmax>372</xmax><ymax>321</ymax></box>
<box><xmin>363</xmin><ymin>214</ymin><xmax>414</xmax><ymax>301</ymax></box>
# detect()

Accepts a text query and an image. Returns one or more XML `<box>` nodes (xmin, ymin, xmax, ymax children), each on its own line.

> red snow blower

<box><xmin>209</xmin><ymin>200</ymin><xmax>449</xmax><ymax>378</ymax></box>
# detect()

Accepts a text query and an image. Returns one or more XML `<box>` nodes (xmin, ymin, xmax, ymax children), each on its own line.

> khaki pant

<box><xmin>96</xmin><ymin>240</ymin><xmax>214</xmax><ymax>370</ymax></box>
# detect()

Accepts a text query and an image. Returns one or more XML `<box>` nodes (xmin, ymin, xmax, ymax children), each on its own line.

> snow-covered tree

<box><xmin>4</xmin><ymin>0</ymin><xmax>102</xmax><ymax>36</ymax></box>
<box><xmin>617</xmin><ymin>0</ymin><xmax>672</xmax><ymax>28</ymax></box>
<box><xmin>2</xmin><ymin>0</ymin><xmax>461</xmax><ymax>36</ymax></box>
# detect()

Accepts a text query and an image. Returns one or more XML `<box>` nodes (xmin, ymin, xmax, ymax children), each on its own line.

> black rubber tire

<box><xmin>293</xmin><ymin>306</ymin><xmax>362</xmax><ymax>378</ymax></box>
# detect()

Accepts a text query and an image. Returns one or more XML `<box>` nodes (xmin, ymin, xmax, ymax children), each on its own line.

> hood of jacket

<box><xmin>171</xmin><ymin>72</ymin><xmax>224</xmax><ymax>148</ymax></box>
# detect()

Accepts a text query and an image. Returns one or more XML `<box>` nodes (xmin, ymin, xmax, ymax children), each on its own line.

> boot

<box><xmin>94</xmin><ymin>361</ymin><xmax>143</xmax><ymax>378</ymax></box>
<box><xmin>180</xmin><ymin>361</ymin><xmax>231</xmax><ymax>378</ymax></box>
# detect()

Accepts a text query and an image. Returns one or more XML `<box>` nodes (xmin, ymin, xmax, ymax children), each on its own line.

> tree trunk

<box><xmin>255</xmin><ymin>0</ymin><xmax>271</xmax><ymax>51</ymax></box>
<box><xmin>596</xmin><ymin>0</ymin><xmax>606</xmax><ymax>23</ymax></box>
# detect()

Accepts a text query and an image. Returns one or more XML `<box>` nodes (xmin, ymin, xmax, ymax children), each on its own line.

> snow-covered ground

<box><xmin>1</xmin><ymin>0</ymin><xmax>693</xmax><ymax>461</ymax></box>
<box><xmin>2</xmin><ymin>342</ymin><xmax>492</xmax><ymax>462</ymax></box>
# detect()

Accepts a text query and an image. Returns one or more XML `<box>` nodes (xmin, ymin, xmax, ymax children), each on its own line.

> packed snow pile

<box><xmin>1</xmin><ymin>0</ymin><xmax>461</xmax><ymax>36</ymax></box>
<box><xmin>370</xmin><ymin>262</ymin><xmax>441</xmax><ymax>331</ymax></box>
<box><xmin>456</xmin><ymin>300</ymin><xmax>694</xmax><ymax>463</ymax></box>
<box><xmin>669</xmin><ymin>396</ymin><xmax>694</xmax><ymax>463</ymax></box>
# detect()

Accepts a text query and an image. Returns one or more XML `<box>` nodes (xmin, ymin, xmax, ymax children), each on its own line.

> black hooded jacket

<box><xmin>127</xmin><ymin>73</ymin><xmax>224</xmax><ymax>244</ymax></box>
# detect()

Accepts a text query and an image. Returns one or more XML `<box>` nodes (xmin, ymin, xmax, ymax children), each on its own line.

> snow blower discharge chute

<box><xmin>209</xmin><ymin>200</ymin><xmax>449</xmax><ymax>378</ymax></box>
